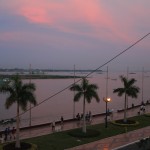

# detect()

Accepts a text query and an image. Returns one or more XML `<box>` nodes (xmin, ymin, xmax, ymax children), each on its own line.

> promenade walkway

<box><xmin>19</xmin><ymin>104</ymin><xmax>147</xmax><ymax>138</ymax></box>
<box><xmin>67</xmin><ymin>126</ymin><xmax>150</xmax><ymax>150</ymax></box>
<box><xmin>1</xmin><ymin>104</ymin><xmax>150</xmax><ymax>150</ymax></box>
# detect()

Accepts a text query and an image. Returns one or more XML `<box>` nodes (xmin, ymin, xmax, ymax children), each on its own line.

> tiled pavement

<box><xmin>2</xmin><ymin>105</ymin><xmax>150</xmax><ymax>150</ymax></box>
<box><xmin>67</xmin><ymin>126</ymin><xmax>150</xmax><ymax>150</ymax></box>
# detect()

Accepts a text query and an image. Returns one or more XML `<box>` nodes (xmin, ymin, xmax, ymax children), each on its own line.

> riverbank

<box><xmin>0</xmin><ymin>74</ymin><xmax>82</xmax><ymax>80</ymax></box>
<box><xmin>1</xmin><ymin>107</ymin><xmax>150</xmax><ymax>150</ymax></box>
<box><xmin>0</xmin><ymin>102</ymin><xmax>146</xmax><ymax>135</ymax></box>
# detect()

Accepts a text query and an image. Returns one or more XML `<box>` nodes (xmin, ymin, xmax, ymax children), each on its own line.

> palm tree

<box><xmin>0</xmin><ymin>75</ymin><xmax>37</xmax><ymax>148</ymax></box>
<box><xmin>113</xmin><ymin>75</ymin><xmax>139</xmax><ymax>122</ymax></box>
<box><xmin>70</xmin><ymin>78</ymin><xmax>100</xmax><ymax>133</ymax></box>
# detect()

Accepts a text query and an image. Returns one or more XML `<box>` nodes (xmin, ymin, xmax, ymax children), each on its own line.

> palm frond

<box><xmin>128</xmin><ymin>78</ymin><xmax>137</xmax><ymax>86</ymax></box>
<box><xmin>70</xmin><ymin>78</ymin><xmax>99</xmax><ymax>103</ymax></box>
<box><xmin>5</xmin><ymin>96</ymin><xmax>16</xmax><ymax>109</ymax></box>
<box><xmin>70</xmin><ymin>84</ymin><xmax>82</xmax><ymax>91</ymax></box>
<box><xmin>81</xmin><ymin>78</ymin><xmax>88</xmax><ymax>91</ymax></box>
<box><xmin>114</xmin><ymin>75</ymin><xmax>140</xmax><ymax>101</ymax></box>
<box><xmin>0</xmin><ymin>74</ymin><xmax>37</xmax><ymax>111</ymax></box>
<box><xmin>113</xmin><ymin>88</ymin><xmax>125</xmax><ymax>96</ymax></box>
<box><xmin>74</xmin><ymin>92</ymin><xmax>83</xmax><ymax>102</ymax></box>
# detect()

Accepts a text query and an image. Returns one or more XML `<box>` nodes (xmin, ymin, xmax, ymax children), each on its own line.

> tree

<box><xmin>113</xmin><ymin>75</ymin><xmax>139</xmax><ymax>122</ymax></box>
<box><xmin>70</xmin><ymin>78</ymin><xmax>100</xmax><ymax>133</ymax></box>
<box><xmin>0</xmin><ymin>75</ymin><xmax>37</xmax><ymax>148</ymax></box>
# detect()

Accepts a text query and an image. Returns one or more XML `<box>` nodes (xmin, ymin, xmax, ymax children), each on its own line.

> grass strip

<box><xmin>19</xmin><ymin>115</ymin><xmax>150</xmax><ymax>150</ymax></box>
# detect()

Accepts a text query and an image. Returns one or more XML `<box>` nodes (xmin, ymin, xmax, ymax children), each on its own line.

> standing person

<box><xmin>89</xmin><ymin>111</ymin><xmax>92</xmax><ymax>123</ymax></box>
<box><xmin>76</xmin><ymin>113</ymin><xmax>80</xmax><ymax>121</ymax></box>
<box><xmin>4</xmin><ymin>128</ymin><xmax>8</xmax><ymax>141</ymax></box>
<box><xmin>60</xmin><ymin>116</ymin><xmax>64</xmax><ymax>127</ymax></box>
<box><xmin>60</xmin><ymin>116</ymin><xmax>64</xmax><ymax>125</ymax></box>
<box><xmin>143</xmin><ymin>105</ymin><xmax>146</xmax><ymax>113</ymax></box>
<box><xmin>52</xmin><ymin>120</ymin><xmax>55</xmax><ymax>132</ymax></box>
<box><xmin>0</xmin><ymin>132</ymin><xmax>4</xmax><ymax>143</ymax></box>
<box><xmin>12</xmin><ymin>127</ymin><xmax>16</xmax><ymax>139</ymax></box>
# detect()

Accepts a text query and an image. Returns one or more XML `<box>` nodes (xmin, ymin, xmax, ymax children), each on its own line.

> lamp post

<box><xmin>73</xmin><ymin>64</ymin><xmax>76</xmax><ymax>118</ymax></box>
<box><xmin>103</xmin><ymin>97</ymin><xmax>111</xmax><ymax>128</ymax></box>
<box><xmin>141</xmin><ymin>67</ymin><xmax>144</xmax><ymax>104</ymax></box>
<box><xmin>29</xmin><ymin>64</ymin><xmax>32</xmax><ymax>127</ymax></box>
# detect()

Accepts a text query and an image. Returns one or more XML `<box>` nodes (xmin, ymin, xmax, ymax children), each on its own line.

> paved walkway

<box><xmin>1</xmin><ymin>104</ymin><xmax>150</xmax><ymax>150</ymax></box>
<box><xmin>67</xmin><ymin>126</ymin><xmax>150</xmax><ymax>150</ymax></box>
<box><xmin>19</xmin><ymin>105</ymin><xmax>148</xmax><ymax>138</ymax></box>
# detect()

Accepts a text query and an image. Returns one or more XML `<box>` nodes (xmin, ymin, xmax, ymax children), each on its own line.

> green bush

<box><xmin>2</xmin><ymin>142</ymin><xmax>37</xmax><ymax>150</ymax></box>
<box><xmin>144</xmin><ymin>113</ymin><xmax>150</xmax><ymax>117</ymax></box>
<box><xmin>111</xmin><ymin>119</ymin><xmax>139</xmax><ymax>127</ymax></box>
<box><xmin>29</xmin><ymin>143</ymin><xmax>38</xmax><ymax>150</ymax></box>
<box><xmin>68</xmin><ymin>128</ymin><xmax>100</xmax><ymax>138</ymax></box>
<box><xmin>0</xmin><ymin>144</ymin><xmax>3</xmax><ymax>150</ymax></box>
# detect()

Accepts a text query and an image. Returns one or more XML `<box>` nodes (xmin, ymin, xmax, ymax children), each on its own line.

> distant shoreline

<box><xmin>0</xmin><ymin>74</ymin><xmax>83</xmax><ymax>79</ymax></box>
<box><xmin>0</xmin><ymin>74</ymin><xmax>82</xmax><ymax>79</ymax></box>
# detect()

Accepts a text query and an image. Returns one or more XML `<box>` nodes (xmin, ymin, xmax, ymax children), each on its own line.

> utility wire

<box><xmin>17</xmin><ymin>32</ymin><xmax>150</xmax><ymax>118</ymax></box>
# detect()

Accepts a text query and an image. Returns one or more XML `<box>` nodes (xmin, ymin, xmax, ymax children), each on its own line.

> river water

<box><xmin>0</xmin><ymin>71</ymin><xmax>150</xmax><ymax>129</ymax></box>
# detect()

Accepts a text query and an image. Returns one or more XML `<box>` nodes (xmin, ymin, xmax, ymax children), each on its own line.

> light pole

<box><xmin>73</xmin><ymin>64</ymin><xmax>76</xmax><ymax>118</ymax></box>
<box><xmin>29</xmin><ymin>64</ymin><xmax>32</xmax><ymax>127</ymax></box>
<box><xmin>103</xmin><ymin>97</ymin><xmax>111</xmax><ymax>128</ymax></box>
<box><xmin>141</xmin><ymin>67</ymin><xmax>144</xmax><ymax>104</ymax></box>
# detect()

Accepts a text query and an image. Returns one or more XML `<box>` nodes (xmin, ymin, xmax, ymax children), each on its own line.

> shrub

<box><xmin>111</xmin><ymin>119</ymin><xmax>139</xmax><ymax>127</ymax></box>
<box><xmin>144</xmin><ymin>113</ymin><xmax>150</xmax><ymax>117</ymax></box>
<box><xmin>0</xmin><ymin>144</ymin><xmax>2</xmax><ymax>150</ymax></box>
<box><xmin>2</xmin><ymin>142</ymin><xmax>37</xmax><ymax>150</ymax></box>
<box><xmin>68</xmin><ymin>128</ymin><xmax>100</xmax><ymax>138</ymax></box>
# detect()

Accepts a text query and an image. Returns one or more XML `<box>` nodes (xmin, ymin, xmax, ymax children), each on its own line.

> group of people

<box><xmin>0</xmin><ymin>127</ymin><xmax>16</xmax><ymax>142</ymax></box>
<box><xmin>51</xmin><ymin>116</ymin><xmax>64</xmax><ymax>132</ymax></box>
<box><xmin>138</xmin><ymin>104</ymin><xmax>146</xmax><ymax>115</ymax></box>
<box><xmin>76</xmin><ymin>111</ymin><xmax>92</xmax><ymax>122</ymax></box>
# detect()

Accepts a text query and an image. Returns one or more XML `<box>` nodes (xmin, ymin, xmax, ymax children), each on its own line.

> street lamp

<box><xmin>103</xmin><ymin>97</ymin><xmax>111</xmax><ymax>128</ymax></box>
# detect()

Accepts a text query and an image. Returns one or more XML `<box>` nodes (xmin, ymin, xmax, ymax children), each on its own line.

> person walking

<box><xmin>7</xmin><ymin>127</ymin><xmax>11</xmax><ymax>140</ymax></box>
<box><xmin>0</xmin><ymin>132</ymin><xmax>4</xmax><ymax>143</ymax></box>
<box><xmin>60</xmin><ymin>116</ymin><xmax>64</xmax><ymax>130</ymax></box>
<box><xmin>11</xmin><ymin>127</ymin><xmax>16</xmax><ymax>139</ymax></box>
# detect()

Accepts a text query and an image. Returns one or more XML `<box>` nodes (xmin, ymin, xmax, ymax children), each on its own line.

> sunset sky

<box><xmin>0</xmin><ymin>0</ymin><xmax>150</xmax><ymax>71</ymax></box>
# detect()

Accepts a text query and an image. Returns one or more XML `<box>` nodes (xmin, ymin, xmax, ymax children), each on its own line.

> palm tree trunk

<box><xmin>16</xmin><ymin>103</ymin><xmax>20</xmax><ymax>148</ymax></box>
<box><xmin>124</xmin><ymin>93</ymin><xmax>127</xmax><ymax>123</ymax></box>
<box><xmin>82</xmin><ymin>94</ymin><xmax>86</xmax><ymax>133</ymax></box>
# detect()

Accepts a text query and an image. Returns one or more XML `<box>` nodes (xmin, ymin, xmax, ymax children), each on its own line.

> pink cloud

<box><xmin>20</xmin><ymin>7</ymin><xmax>50</xmax><ymax>24</ymax></box>
<box><xmin>2</xmin><ymin>0</ymin><xmax>149</xmax><ymax>43</ymax></box>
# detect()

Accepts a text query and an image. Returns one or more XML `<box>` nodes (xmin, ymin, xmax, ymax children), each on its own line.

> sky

<box><xmin>0</xmin><ymin>0</ymin><xmax>150</xmax><ymax>71</ymax></box>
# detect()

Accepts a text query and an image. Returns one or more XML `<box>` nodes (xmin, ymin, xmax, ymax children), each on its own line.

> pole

<box><xmin>141</xmin><ymin>67</ymin><xmax>144</xmax><ymax>104</ymax></box>
<box><xmin>126</xmin><ymin>67</ymin><xmax>129</xmax><ymax>109</ymax></box>
<box><xmin>73</xmin><ymin>64</ymin><xmax>76</xmax><ymax>118</ymax></box>
<box><xmin>105</xmin><ymin>101</ymin><xmax>108</xmax><ymax>128</ymax></box>
<box><xmin>29</xmin><ymin>64</ymin><xmax>32</xmax><ymax>127</ymax></box>
<box><xmin>105</xmin><ymin>66</ymin><xmax>108</xmax><ymax>128</ymax></box>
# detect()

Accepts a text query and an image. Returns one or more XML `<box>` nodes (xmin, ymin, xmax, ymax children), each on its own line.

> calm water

<box><xmin>0</xmin><ymin>71</ymin><xmax>150</xmax><ymax>129</ymax></box>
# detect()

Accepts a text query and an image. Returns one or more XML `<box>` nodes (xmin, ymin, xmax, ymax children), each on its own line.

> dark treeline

<box><xmin>0</xmin><ymin>68</ymin><xmax>102</xmax><ymax>73</ymax></box>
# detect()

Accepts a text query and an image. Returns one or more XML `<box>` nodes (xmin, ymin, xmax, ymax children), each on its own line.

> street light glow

<box><xmin>103</xmin><ymin>97</ymin><xmax>111</xmax><ymax>102</ymax></box>
<box><xmin>103</xmin><ymin>97</ymin><xmax>112</xmax><ymax>128</ymax></box>
<box><xmin>106</xmin><ymin>98</ymin><xmax>111</xmax><ymax>102</ymax></box>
